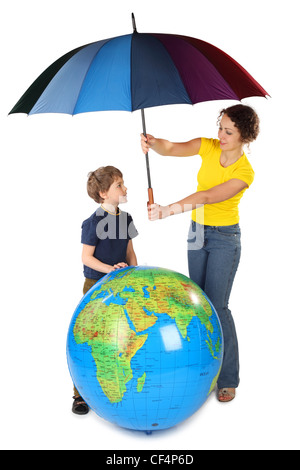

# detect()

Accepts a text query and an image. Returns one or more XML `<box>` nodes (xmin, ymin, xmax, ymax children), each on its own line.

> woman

<box><xmin>141</xmin><ymin>104</ymin><xmax>260</xmax><ymax>402</ymax></box>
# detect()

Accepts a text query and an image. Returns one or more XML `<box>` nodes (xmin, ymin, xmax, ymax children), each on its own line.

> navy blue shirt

<box><xmin>81</xmin><ymin>206</ymin><xmax>138</xmax><ymax>280</ymax></box>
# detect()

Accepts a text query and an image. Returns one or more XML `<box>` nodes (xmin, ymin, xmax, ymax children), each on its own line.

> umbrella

<box><xmin>9</xmin><ymin>13</ymin><xmax>269</xmax><ymax>204</ymax></box>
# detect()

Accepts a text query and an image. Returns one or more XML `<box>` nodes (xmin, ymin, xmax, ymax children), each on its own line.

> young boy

<box><xmin>72</xmin><ymin>166</ymin><xmax>138</xmax><ymax>415</ymax></box>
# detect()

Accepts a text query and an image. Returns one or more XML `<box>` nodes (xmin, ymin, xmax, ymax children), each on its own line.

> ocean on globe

<box><xmin>66</xmin><ymin>266</ymin><xmax>223</xmax><ymax>432</ymax></box>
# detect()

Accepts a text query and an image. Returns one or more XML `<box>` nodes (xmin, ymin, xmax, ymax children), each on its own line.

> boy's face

<box><xmin>100</xmin><ymin>177</ymin><xmax>128</xmax><ymax>206</ymax></box>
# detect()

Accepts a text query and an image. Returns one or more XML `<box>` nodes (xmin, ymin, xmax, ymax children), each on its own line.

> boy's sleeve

<box><xmin>81</xmin><ymin>218</ymin><xmax>98</xmax><ymax>246</ymax></box>
<box><xmin>127</xmin><ymin>214</ymin><xmax>138</xmax><ymax>240</ymax></box>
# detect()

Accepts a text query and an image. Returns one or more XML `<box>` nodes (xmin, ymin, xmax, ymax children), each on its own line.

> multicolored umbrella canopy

<box><xmin>9</xmin><ymin>15</ymin><xmax>269</xmax><ymax>202</ymax></box>
<box><xmin>9</xmin><ymin>33</ymin><xmax>268</xmax><ymax>116</ymax></box>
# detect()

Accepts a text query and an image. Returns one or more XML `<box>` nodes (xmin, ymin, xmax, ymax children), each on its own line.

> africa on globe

<box><xmin>66</xmin><ymin>266</ymin><xmax>223</xmax><ymax>432</ymax></box>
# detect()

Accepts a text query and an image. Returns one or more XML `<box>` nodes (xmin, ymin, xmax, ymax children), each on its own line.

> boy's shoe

<box><xmin>72</xmin><ymin>395</ymin><xmax>89</xmax><ymax>415</ymax></box>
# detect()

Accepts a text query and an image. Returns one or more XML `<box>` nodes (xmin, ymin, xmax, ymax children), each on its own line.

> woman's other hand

<box><xmin>147</xmin><ymin>203</ymin><xmax>169</xmax><ymax>221</ymax></box>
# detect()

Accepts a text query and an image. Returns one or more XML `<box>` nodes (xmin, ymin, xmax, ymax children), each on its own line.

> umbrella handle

<box><xmin>147</xmin><ymin>188</ymin><xmax>154</xmax><ymax>206</ymax></box>
<box><xmin>141</xmin><ymin>108</ymin><xmax>155</xmax><ymax>206</ymax></box>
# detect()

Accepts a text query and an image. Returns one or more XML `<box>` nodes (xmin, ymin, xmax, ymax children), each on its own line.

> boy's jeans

<box><xmin>187</xmin><ymin>221</ymin><xmax>241</xmax><ymax>389</ymax></box>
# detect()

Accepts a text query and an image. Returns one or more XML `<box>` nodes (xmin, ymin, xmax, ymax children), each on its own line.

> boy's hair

<box><xmin>87</xmin><ymin>166</ymin><xmax>123</xmax><ymax>203</ymax></box>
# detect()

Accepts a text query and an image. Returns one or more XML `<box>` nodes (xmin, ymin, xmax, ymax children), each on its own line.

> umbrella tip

<box><xmin>132</xmin><ymin>13</ymin><xmax>137</xmax><ymax>33</ymax></box>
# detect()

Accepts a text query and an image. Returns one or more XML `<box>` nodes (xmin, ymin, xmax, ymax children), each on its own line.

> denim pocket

<box><xmin>187</xmin><ymin>221</ymin><xmax>205</xmax><ymax>250</ymax></box>
<box><xmin>216</xmin><ymin>224</ymin><xmax>241</xmax><ymax>237</ymax></box>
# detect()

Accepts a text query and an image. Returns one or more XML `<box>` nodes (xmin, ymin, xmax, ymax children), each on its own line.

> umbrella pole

<box><xmin>132</xmin><ymin>13</ymin><xmax>154</xmax><ymax>206</ymax></box>
<box><xmin>141</xmin><ymin>108</ymin><xmax>154</xmax><ymax>205</ymax></box>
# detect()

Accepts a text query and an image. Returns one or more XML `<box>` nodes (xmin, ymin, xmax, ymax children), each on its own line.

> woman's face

<box><xmin>218</xmin><ymin>114</ymin><xmax>243</xmax><ymax>151</ymax></box>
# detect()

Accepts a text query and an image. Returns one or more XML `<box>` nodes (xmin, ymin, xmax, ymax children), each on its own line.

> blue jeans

<box><xmin>187</xmin><ymin>221</ymin><xmax>241</xmax><ymax>389</ymax></box>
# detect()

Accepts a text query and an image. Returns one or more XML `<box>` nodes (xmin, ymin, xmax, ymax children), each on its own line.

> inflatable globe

<box><xmin>67</xmin><ymin>266</ymin><xmax>223</xmax><ymax>432</ymax></box>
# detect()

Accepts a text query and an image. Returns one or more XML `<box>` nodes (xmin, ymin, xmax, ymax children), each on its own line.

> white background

<box><xmin>1</xmin><ymin>0</ymin><xmax>299</xmax><ymax>450</ymax></box>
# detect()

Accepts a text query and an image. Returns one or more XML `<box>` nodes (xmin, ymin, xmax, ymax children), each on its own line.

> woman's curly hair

<box><xmin>218</xmin><ymin>104</ymin><xmax>260</xmax><ymax>144</ymax></box>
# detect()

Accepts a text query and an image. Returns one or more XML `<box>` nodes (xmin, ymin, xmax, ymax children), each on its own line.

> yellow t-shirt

<box><xmin>192</xmin><ymin>138</ymin><xmax>255</xmax><ymax>226</ymax></box>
